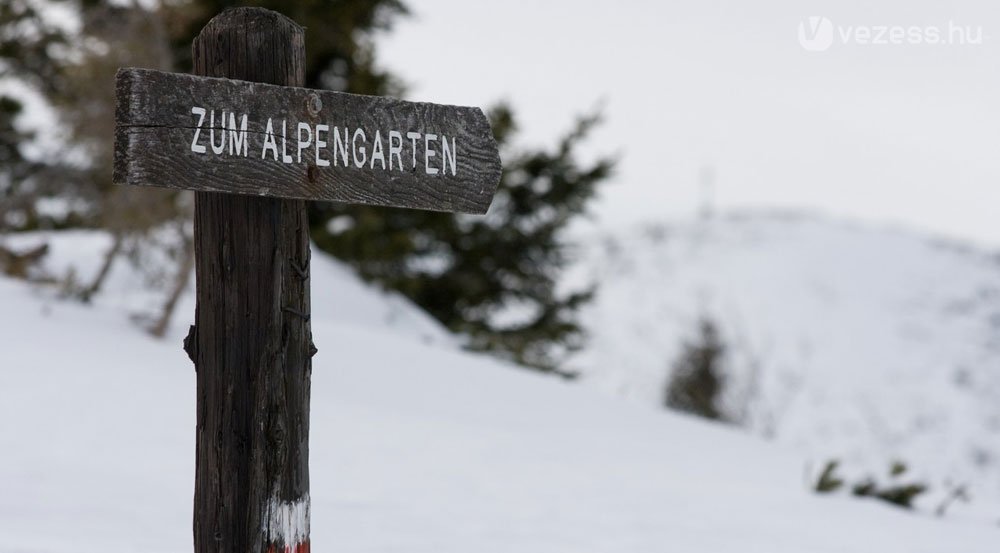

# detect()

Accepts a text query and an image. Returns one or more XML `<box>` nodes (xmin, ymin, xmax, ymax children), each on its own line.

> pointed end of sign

<box><xmin>476</xmin><ymin>106</ymin><xmax>503</xmax><ymax>215</ymax></box>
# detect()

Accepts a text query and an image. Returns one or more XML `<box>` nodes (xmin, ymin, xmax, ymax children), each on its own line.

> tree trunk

<box><xmin>149</xmin><ymin>228</ymin><xmax>192</xmax><ymax>338</ymax></box>
<box><xmin>82</xmin><ymin>231</ymin><xmax>122</xmax><ymax>301</ymax></box>
<box><xmin>187</xmin><ymin>8</ymin><xmax>313</xmax><ymax>553</ymax></box>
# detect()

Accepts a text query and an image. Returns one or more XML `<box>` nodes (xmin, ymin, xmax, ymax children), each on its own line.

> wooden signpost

<box><xmin>113</xmin><ymin>8</ymin><xmax>500</xmax><ymax>553</ymax></box>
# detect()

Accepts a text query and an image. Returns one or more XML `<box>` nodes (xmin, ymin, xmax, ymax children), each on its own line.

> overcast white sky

<box><xmin>379</xmin><ymin>0</ymin><xmax>1000</xmax><ymax>247</ymax></box>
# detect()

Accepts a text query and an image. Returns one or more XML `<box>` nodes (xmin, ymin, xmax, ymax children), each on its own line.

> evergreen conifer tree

<box><xmin>169</xmin><ymin>1</ymin><xmax>614</xmax><ymax>371</ymax></box>
<box><xmin>0</xmin><ymin>0</ymin><xmax>73</xmax><ymax>232</ymax></box>
<box><xmin>665</xmin><ymin>319</ymin><xmax>728</xmax><ymax>420</ymax></box>
<box><xmin>3</xmin><ymin>0</ymin><xmax>614</xmax><ymax>370</ymax></box>
<box><xmin>313</xmin><ymin>104</ymin><xmax>612</xmax><ymax>371</ymax></box>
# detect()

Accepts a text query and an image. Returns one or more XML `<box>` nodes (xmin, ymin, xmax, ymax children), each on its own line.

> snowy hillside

<box><xmin>1</xmin><ymin>229</ymin><xmax>996</xmax><ymax>552</ymax></box>
<box><xmin>568</xmin><ymin>212</ymin><xmax>1000</xmax><ymax>511</ymax></box>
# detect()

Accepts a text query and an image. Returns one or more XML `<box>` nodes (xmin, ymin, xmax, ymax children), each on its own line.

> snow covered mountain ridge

<box><xmin>1</xmin><ymin>226</ymin><xmax>997</xmax><ymax>551</ymax></box>
<box><xmin>568</xmin><ymin>211</ymin><xmax>1000</xmax><ymax>510</ymax></box>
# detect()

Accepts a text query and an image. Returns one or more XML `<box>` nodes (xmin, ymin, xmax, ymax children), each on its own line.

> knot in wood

<box><xmin>270</xmin><ymin>419</ymin><xmax>287</xmax><ymax>449</ymax></box>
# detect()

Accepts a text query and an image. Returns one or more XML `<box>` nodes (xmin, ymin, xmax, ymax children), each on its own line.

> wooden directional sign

<box><xmin>114</xmin><ymin>68</ymin><xmax>502</xmax><ymax>213</ymax></box>
<box><xmin>118</xmin><ymin>8</ymin><xmax>505</xmax><ymax>552</ymax></box>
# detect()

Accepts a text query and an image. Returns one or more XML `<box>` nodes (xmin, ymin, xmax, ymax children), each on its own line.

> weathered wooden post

<box><xmin>187</xmin><ymin>10</ymin><xmax>312</xmax><ymax>553</ymax></box>
<box><xmin>113</xmin><ymin>6</ymin><xmax>500</xmax><ymax>551</ymax></box>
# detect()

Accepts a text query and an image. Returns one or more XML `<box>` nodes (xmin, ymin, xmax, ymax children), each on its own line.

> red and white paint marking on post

<box><xmin>265</xmin><ymin>493</ymin><xmax>310</xmax><ymax>553</ymax></box>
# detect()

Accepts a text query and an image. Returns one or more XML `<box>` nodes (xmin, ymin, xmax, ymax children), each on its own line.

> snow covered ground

<box><xmin>1</xmin><ymin>229</ymin><xmax>996</xmax><ymax>552</ymax></box>
<box><xmin>568</xmin><ymin>212</ymin><xmax>1000</xmax><ymax>516</ymax></box>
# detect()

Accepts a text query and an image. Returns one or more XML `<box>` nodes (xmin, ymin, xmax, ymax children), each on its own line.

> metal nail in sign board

<box><xmin>114</xmin><ymin>67</ymin><xmax>502</xmax><ymax>214</ymax></box>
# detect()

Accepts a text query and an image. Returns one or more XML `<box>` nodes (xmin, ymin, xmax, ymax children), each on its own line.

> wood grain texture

<box><xmin>186</xmin><ymin>8</ymin><xmax>313</xmax><ymax>553</ymax></box>
<box><xmin>114</xmin><ymin>65</ymin><xmax>501</xmax><ymax>213</ymax></box>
